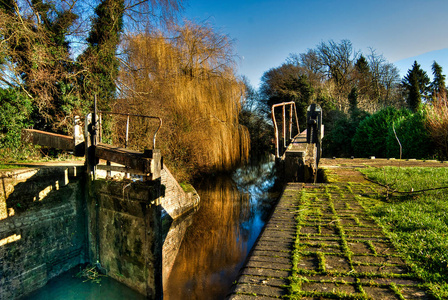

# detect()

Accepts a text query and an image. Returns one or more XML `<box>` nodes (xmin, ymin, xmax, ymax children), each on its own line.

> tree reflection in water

<box><xmin>164</xmin><ymin>156</ymin><xmax>281</xmax><ymax>299</ymax></box>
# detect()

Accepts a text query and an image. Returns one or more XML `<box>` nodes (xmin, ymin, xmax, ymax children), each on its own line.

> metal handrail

<box><xmin>271</xmin><ymin>102</ymin><xmax>300</xmax><ymax>158</ymax></box>
<box><xmin>98</xmin><ymin>111</ymin><xmax>162</xmax><ymax>150</ymax></box>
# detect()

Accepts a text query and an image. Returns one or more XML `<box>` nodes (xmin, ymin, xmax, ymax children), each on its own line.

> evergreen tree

<box><xmin>408</xmin><ymin>75</ymin><xmax>421</xmax><ymax>112</ymax></box>
<box><xmin>32</xmin><ymin>0</ymin><xmax>78</xmax><ymax>130</ymax></box>
<box><xmin>354</xmin><ymin>55</ymin><xmax>372</xmax><ymax>99</ymax></box>
<box><xmin>78</xmin><ymin>0</ymin><xmax>125</xmax><ymax>111</ymax></box>
<box><xmin>348</xmin><ymin>86</ymin><xmax>358</xmax><ymax>112</ymax></box>
<box><xmin>430</xmin><ymin>61</ymin><xmax>446</xmax><ymax>99</ymax></box>
<box><xmin>355</xmin><ymin>55</ymin><xmax>369</xmax><ymax>74</ymax></box>
<box><xmin>402</xmin><ymin>61</ymin><xmax>430</xmax><ymax>112</ymax></box>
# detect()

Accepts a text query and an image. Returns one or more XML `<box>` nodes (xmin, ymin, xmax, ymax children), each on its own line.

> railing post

<box><xmin>272</xmin><ymin>107</ymin><xmax>280</xmax><ymax>158</ymax></box>
<box><xmin>289</xmin><ymin>103</ymin><xmax>293</xmax><ymax>141</ymax></box>
<box><xmin>85</xmin><ymin>96</ymin><xmax>99</xmax><ymax>178</ymax></box>
<box><xmin>99</xmin><ymin>113</ymin><xmax>102</xmax><ymax>143</ymax></box>
<box><xmin>282</xmin><ymin>105</ymin><xmax>286</xmax><ymax>149</ymax></box>
<box><xmin>294</xmin><ymin>103</ymin><xmax>300</xmax><ymax>135</ymax></box>
<box><xmin>125</xmin><ymin>115</ymin><xmax>130</xmax><ymax>149</ymax></box>
<box><xmin>85</xmin><ymin>114</ymin><xmax>98</xmax><ymax>178</ymax></box>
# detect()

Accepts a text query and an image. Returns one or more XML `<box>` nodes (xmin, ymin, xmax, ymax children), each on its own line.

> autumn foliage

<box><xmin>425</xmin><ymin>93</ymin><xmax>448</xmax><ymax>159</ymax></box>
<box><xmin>118</xmin><ymin>22</ymin><xmax>250</xmax><ymax>181</ymax></box>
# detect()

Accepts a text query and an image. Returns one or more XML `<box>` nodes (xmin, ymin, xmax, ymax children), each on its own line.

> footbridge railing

<box><xmin>271</xmin><ymin>101</ymin><xmax>300</xmax><ymax>158</ymax></box>
<box><xmin>272</xmin><ymin>102</ymin><xmax>324</xmax><ymax>183</ymax></box>
<box><xmin>97</xmin><ymin>112</ymin><xmax>162</xmax><ymax>150</ymax></box>
<box><xmin>88</xmin><ymin>108</ymin><xmax>163</xmax><ymax>180</ymax></box>
<box><xmin>21</xmin><ymin>99</ymin><xmax>163</xmax><ymax>181</ymax></box>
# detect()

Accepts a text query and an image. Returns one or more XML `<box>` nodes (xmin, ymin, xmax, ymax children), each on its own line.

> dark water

<box><xmin>22</xmin><ymin>265</ymin><xmax>145</xmax><ymax>300</ymax></box>
<box><xmin>164</xmin><ymin>156</ymin><xmax>280</xmax><ymax>299</ymax></box>
<box><xmin>22</xmin><ymin>156</ymin><xmax>280</xmax><ymax>299</ymax></box>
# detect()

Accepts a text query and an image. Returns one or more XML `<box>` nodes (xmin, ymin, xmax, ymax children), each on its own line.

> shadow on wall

<box><xmin>1</xmin><ymin>167</ymin><xmax>82</xmax><ymax>218</ymax></box>
<box><xmin>0</xmin><ymin>166</ymin><xmax>87</xmax><ymax>300</ymax></box>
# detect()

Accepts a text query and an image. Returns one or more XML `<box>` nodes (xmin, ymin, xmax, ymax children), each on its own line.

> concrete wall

<box><xmin>90</xmin><ymin>179</ymin><xmax>163</xmax><ymax>299</ymax></box>
<box><xmin>0</xmin><ymin>166</ymin><xmax>87</xmax><ymax>299</ymax></box>
<box><xmin>94</xmin><ymin>163</ymin><xmax>200</xmax><ymax>220</ymax></box>
<box><xmin>0</xmin><ymin>163</ymin><xmax>200</xmax><ymax>299</ymax></box>
<box><xmin>284</xmin><ymin>143</ymin><xmax>317</xmax><ymax>182</ymax></box>
<box><xmin>160</xmin><ymin>165</ymin><xmax>199</xmax><ymax>220</ymax></box>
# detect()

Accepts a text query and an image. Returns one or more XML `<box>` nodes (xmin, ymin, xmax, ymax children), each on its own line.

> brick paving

<box><xmin>227</xmin><ymin>179</ymin><xmax>430</xmax><ymax>299</ymax></box>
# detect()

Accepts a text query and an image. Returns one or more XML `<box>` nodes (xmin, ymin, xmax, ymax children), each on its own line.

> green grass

<box><xmin>0</xmin><ymin>164</ymin><xmax>24</xmax><ymax>169</ymax></box>
<box><xmin>179</xmin><ymin>182</ymin><xmax>196</xmax><ymax>193</ymax></box>
<box><xmin>363</xmin><ymin>166</ymin><xmax>448</xmax><ymax>192</ymax></box>
<box><xmin>360</xmin><ymin>167</ymin><xmax>448</xmax><ymax>299</ymax></box>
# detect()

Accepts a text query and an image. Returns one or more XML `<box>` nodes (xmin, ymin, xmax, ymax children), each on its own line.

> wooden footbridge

<box><xmin>22</xmin><ymin>99</ymin><xmax>323</xmax><ymax>186</ymax></box>
<box><xmin>22</xmin><ymin>101</ymin><xmax>323</xmax><ymax>184</ymax></box>
<box><xmin>21</xmin><ymin>99</ymin><xmax>162</xmax><ymax>182</ymax></box>
<box><xmin>271</xmin><ymin>102</ymin><xmax>324</xmax><ymax>183</ymax></box>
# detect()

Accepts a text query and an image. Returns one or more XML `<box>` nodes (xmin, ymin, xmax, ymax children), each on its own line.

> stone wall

<box><xmin>0</xmin><ymin>166</ymin><xmax>87</xmax><ymax>299</ymax></box>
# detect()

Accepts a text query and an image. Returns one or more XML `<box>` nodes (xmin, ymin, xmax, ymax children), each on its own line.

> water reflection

<box><xmin>162</xmin><ymin>210</ymin><xmax>195</xmax><ymax>285</ymax></box>
<box><xmin>164</xmin><ymin>156</ymin><xmax>280</xmax><ymax>299</ymax></box>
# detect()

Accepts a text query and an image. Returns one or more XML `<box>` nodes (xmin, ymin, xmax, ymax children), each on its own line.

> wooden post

<box><xmin>85</xmin><ymin>113</ymin><xmax>99</xmax><ymax>178</ymax></box>
<box><xmin>106</xmin><ymin>161</ymin><xmax>111</xmax><ymax>178</ymax></box>
<box><xmin>74</xmin><ymin>116</ymin><xmax>85</xmax><ymax>156</ymax></box>
<box><xmin>143</xmin><ymin>149</ymin><xmax>162</xmax><ymax>182</ymax></box>
<box><xmin>125</xmin><ymin>115</ymin><xmax>130</xmax><ymax>149</ymax></box>
<box><xmin>99</xmin><ymin>114</ymin><xmax>102</xmax><ymax>143</ymax></box>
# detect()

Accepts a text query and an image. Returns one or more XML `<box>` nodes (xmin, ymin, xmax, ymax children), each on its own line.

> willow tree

<box><xmin>119</xmin><ymin>22</ymin><xmax>249</xmax><ymax>181</ymax></box>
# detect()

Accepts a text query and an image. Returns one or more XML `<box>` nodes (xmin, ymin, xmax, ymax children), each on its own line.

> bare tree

<box><xmin>315</xmin><ymin>39</ymin><xmax>359</xmax><ymax>110</ymax></box>
<box><xmin>366</xmin><ymin>48</ymin><xmax>401</xmax><ymax>109</ymax></box>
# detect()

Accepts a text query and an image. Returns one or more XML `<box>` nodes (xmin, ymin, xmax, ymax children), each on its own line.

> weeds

<box><xmin>76</xmin><ymin>265</ymin><xmax>104</xmax><ymax>284</ymax></box>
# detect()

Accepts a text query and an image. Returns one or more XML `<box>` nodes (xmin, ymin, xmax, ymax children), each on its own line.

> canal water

<box><xmin>164</xmin><ymin>155</ymin><xmax>281</xmax><ymax>299</ymax></box>
<box><xmin>23</xmin><ymin>156</ymin><xmax>280</xmax><ymax>299</ymax></box>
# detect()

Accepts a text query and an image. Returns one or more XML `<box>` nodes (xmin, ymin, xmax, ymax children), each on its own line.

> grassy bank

<box><xmin>360</xmin><ymin>167</ymin><xmax>448</xmax><ymax>299</ymax></box>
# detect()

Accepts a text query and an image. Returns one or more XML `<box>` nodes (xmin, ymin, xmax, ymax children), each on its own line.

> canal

<box><xmin>23</xmin><ymin>156</ymin><xmax>281</xmax><ymax>299</ymax></box>
<box><xmin>164</xmin><ymin>155</ymin><xmax>281</xmax><ymax>299</ymax></box>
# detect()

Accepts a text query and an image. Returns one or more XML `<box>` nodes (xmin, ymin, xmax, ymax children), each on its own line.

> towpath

<box><xmin>227</xmin><ymin>158</ymin><xmax>443</xmax><ymax>299</ymax></box>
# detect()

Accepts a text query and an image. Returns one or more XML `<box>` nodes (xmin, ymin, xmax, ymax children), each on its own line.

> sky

<box><xmin>183</xmin><ymin>0</ymin><xmax>448</xmax><ymax>88</ymax></box>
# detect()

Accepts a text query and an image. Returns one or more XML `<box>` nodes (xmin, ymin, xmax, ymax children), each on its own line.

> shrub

<box><xmin>352</xmin><ymin>107</ymin><xmax>411</xmax><ymax>157</ymax></box>
<box><xmin>385</xmin><ymin>110</ymin><xmax>434</xmax><ymax>159</ymax></box>
<box><xmin>323</xmin><ymin>109</ymin><xmax>370</xmax><ymax>157</ymax></box>
<box><xmin>0</xmin><ymin>88</ymin><xmax>34</xmax><ymax>161</ymax></box>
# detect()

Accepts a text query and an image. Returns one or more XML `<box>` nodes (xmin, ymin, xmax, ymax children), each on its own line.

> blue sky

<box><xmin>183</xmin><ymin>0</ymin><xmax>448</xmax><ymax>88</ymax></box>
